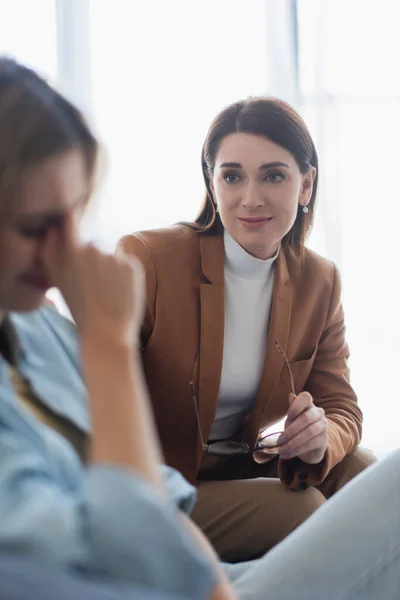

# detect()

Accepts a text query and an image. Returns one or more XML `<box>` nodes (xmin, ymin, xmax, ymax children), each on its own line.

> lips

<box><xmin>238</xmin><ymin>216</ymin><xmax>273</xmax><ymax>230</ymax></box>
<box><xmin>239</xmin><ymin>217</ymin><xmax>272</xmax><ymax>223</ymax></box>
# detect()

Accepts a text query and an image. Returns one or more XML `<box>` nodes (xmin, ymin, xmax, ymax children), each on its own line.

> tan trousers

<box><xmin>191</xmin><ymin>447</ymin><xmax>377</xmax><ymax>562</ymax></box>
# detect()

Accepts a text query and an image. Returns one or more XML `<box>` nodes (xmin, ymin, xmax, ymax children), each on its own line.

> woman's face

<box><xmin>0</xmin><ymin>148</ymin><xmax>89</xmax><ymax>313</ymax></box>
<box><xmin>211</xmin><ymin>133</ymin><xmax>316</xmax><ymax>259</ymax></box>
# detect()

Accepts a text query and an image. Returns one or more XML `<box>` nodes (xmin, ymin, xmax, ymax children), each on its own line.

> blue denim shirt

<box><xmin>0</xmin><ymin>307</ymin><xmax>215</xmax><ymax>599</ymax></box>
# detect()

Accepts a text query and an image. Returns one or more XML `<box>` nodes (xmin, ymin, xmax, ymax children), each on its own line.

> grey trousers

<box><xmin>2</xmin><ymin>452</ymin><xmax>399</xmax><ymax>600</ymax></box>
<box><xmin>224</xmin><ymin>449</ymin><xmax>400</xmax><ymax>600</ymax></box>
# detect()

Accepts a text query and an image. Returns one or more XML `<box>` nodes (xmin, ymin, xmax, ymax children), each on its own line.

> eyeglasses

<box><xmin>190</xmin><ymin>339</ymin><xmax>296</xmax><ymax>457</ymax></box>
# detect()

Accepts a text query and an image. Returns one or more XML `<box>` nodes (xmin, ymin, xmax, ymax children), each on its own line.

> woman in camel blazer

<box><xmin>118</xmin><ymin>97</ymin><xmax>375</xmax><ymax>562</ymax></box>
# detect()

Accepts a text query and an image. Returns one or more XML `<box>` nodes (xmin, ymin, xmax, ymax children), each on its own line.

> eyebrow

<box><xmin>219</xmin><ymin>161</ymin><xmax>290</xmax><ymax>169</ymax></box>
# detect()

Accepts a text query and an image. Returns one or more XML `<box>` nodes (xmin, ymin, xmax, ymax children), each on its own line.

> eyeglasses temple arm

<box><xmin>275</xmin><ymin>339</ymin><xmax>296</xmax><ymax>396</ymax></box>
<box><xmin>190</xmin><ymin>379</ymin><xmax>209</xmax><ymax>451</ymax></box>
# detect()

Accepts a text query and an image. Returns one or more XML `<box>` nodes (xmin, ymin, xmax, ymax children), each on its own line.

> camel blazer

<box><xmin>118</xmin><ymin>226</ymin><xmax>362</xmax><ymax>489</ymax></box>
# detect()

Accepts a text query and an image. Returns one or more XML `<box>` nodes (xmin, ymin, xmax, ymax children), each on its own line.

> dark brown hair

<box><xmin>187</xmin><ymin>97</ymin><xmax>318</xmax><ymax>254</ymax></box>
<box><xmin>0</xmin><ymin>57</ymin><xmax>98</xmax><ymax>209</ymax></box>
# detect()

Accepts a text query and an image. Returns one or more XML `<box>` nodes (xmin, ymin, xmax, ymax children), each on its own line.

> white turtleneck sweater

<box><xmin>209</xmin><ymin>231</ymin><xmax>278</xmax><ymax>440</ymax></box>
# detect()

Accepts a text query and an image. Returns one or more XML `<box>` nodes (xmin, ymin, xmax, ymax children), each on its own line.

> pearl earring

<box><xmin>302</xmin><ymin>205</ymin><xmax>309</xmax><ymax>214</ymax></box>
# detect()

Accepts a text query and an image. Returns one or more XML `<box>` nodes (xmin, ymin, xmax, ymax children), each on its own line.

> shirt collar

<box><xmin>3</xmin><ymin>315</ymin><xmax>45</xmax><ymax>367</ymax></box>
<box><xmin>224</xmin><ymin>229</ymin><xmax>279</xmax><ymax>280</ymax></box>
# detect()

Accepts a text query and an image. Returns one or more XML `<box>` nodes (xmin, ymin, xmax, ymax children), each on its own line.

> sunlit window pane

<box><xmin>298</xmin><ymin>0</ymin><xmax>400</xmax><ymax>97</ymax></box>
<box><xmin>0</xmin><ymin>0</ymin><xmax>57</xmax><ymax>80</ymax></box>
<box><xmin>87</xmin><ymin>0</ymin><xmax>269</xmax><ymax>247</ymax></box>
<box><xmin>298</xmin><ymin>0</ymin><xmax>400</xmax><ymax>455</ymax></box>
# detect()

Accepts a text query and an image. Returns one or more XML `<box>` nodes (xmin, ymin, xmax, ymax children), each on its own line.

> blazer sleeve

<box><xmin>116</xmin><ymin>234</ymin><xmax>157</xmax><ymax>349</ymax></box>
<box><xmin>279</xmin><ymin>264</ymin><xmax>363</xmax><ymax>489</ymax></box>
<box><xmin>0</xmin><ymin>428</ymin><xmax>215</xmax><ymax>599</ymax></box>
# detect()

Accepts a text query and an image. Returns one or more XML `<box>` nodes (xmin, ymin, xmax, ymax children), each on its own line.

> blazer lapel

<box><xmin>242</xmin><ymin>247</ymin><xmax>292</xmax><ymax>445</ymax></box>
<box><xmin>197</xmin><ymin>235</ymin><xmax>225</xmax><ymax>448</ymax></box>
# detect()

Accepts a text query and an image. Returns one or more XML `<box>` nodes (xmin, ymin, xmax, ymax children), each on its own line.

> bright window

<box><xmin>298</xmin><ymin>0</ymin><xmax>400</xmax><ymax>455</ymax></box>
<box><xmin>87</xmin><ymin>0</ymin><xmax>270</xmax><ymax>247</ymax></box>
<box><xmin>0</xmin><ymin>0</ymin><xmax>57</xmax><ymax>80</ymax></box>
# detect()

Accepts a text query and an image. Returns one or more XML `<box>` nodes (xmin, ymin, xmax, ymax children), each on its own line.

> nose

<box><xmin>241</xmin><ymin>180</ymin><xmax>264</xmax><ymax>209</ymax></box>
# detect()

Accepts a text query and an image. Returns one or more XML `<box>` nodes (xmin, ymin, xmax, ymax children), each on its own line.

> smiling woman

<box><xmin>117</xmin><ymin>96</ymin><xmax>376</xmax><ymax>562</ymax></box>
<box><xmin>209</xmin><ymin>133</ymin><xmax>316</xmax><ymax>260</ymax></box>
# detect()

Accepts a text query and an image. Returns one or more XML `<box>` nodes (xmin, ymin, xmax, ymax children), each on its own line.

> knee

<box><xmin>296</xmin><ymin>485</ymin><xmax>326</xmax><ymax>519</ymax></box>
<box><xmin>342</xmin><ymin>446</ymin><xmax>378</xmax><ymax>478</ymax></box>
<box><xmin>274</xmin><ymin>486</ymin><xmax>326</xmax><ymax>535</ymax></box>
<box><xmin>318</xmin><ymin>446</ymin><xmax>378</xmax><ymax>498</ymax></box>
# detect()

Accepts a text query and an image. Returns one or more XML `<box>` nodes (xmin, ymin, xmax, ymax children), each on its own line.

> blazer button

<box><xmin>298</xmin><ymin>472</ymin><xmax>308</xmax><ymax>481</ymax></box>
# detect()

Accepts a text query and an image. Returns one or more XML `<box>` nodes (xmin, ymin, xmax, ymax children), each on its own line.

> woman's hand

<box><xmin>42</xmin><ymin>215</ymin><xmax>145</xmax><ymax>345</ymax></box>
<box><xmin>278</xmin><ymin>392</ymin><xmax>328</xmax><ymax>464</ymax></box>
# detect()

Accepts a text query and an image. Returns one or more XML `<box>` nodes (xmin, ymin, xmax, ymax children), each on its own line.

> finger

<box><xmin>60</xmin><ymin>211</ymin><xmax>80</xmax><ymax>254</ymax></box>
<box><xmin>281</xmin><ymin>406</ymin><xmax>325</xmax><ymax>443</ymax></box>
<box><xmin>280</xmin><ymin>432</ymin><xmax>327</xmax><ymax>460</ymax></box>
<box><xmin>284</xmin><ymin>393</ymin><xmax>298</xmax><ymax>428</ymax></box>
<box><xmin>287</xmin><ymin>392</ymin><xmax>313</xmax><ymax>422</ymax></box>
<box><xmin>279</xmin><ymin>415</ymin><xmax>327</xmax><ymax>454</ymax></box>
<box><xmin>41</xmin><ymin>227</ymin><xmax>63</xmax><ymax>279</ymax></box>
<box><xmin>41</xmin><ymin>213</ymin><xmax>80</xmax><ymax>276</ymax></box>
<box><xmin>284</xmin><ymin>393</ymin><xmax>297</xmax><ymax>425</ymax></box>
